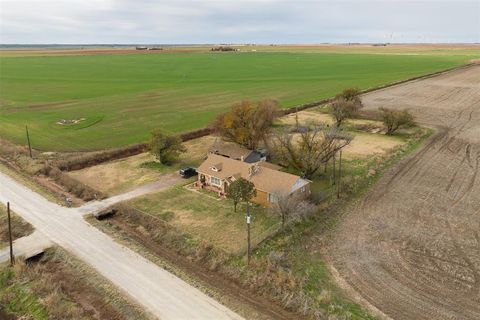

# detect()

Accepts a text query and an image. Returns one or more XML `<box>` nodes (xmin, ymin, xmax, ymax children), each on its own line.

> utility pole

<box><xmin>337</xmin><ymin>150</ymin><xmax>343</xmax><ymax>199</ymax></box>
<box><xmin>332</xmin><ymin>152</ymin><xmax>336</xmax><ymax>185</ymax></box>
<box><xmin>7</xmin><ymin>202</ymin><xmax>14</xmax><ymax>266</ymax></box>
<box><xmin>25</xmin><ymin>125</ymin><xmax>32</xmax><ymax>159</ymax></box>
<box><xmin>246</xmin><ymin>202</ymin><xmax>251</xmax><ymax>265</ymax></box>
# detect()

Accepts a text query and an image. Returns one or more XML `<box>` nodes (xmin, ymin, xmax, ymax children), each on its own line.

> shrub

<box><xmin>149</xmin><ymin>130</ymin><xmax>186</xmax><ymax>165</ymax></box>
<box><xmin>330</xmin><ymin>88</ymin><xmax>364</xmax><ymax>127</ymax></box>
<box><xmin>379</xmin><ymin>107</ymin><xmax>414</xmax><ymax>135</ymax></box>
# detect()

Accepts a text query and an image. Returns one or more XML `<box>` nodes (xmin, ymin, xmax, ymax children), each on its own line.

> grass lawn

<box><xmin>129</xmin><ymin>185</ymin><xmax>280</xmax><ymax>254</ymax></box>
<box><xmin>0</xmin><ymin>49</ymin><xmax>474</xmax><ymax>151</ymax></box>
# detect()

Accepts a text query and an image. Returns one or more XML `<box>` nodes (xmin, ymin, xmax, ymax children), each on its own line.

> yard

<box><xmin>128</xmin><ymin>184</ymin><xmax>279</xmax><ymax>254</ymax></box>
<box><xmin>277</xmin><ymin>108</ymin><xmax>406</xmax><ymax>159</ymax></box>
<box><xmin>67</xmin><ymin>135</ymin><xmax>216</xmax><ymax>195</ymax></box>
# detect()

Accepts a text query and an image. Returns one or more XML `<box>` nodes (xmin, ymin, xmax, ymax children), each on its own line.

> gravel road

<box><xmin>0</xmin><ymin>172</ymin><xmax>243</xmax><ymax>320</ymax></box>
<box><xmin>331</xmin><ymin>65</ymin><xmax>480</xmax><ymax>319</ymax></box>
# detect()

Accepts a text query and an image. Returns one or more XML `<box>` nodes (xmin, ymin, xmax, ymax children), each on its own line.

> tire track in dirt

<box><xmin>330</xmin><ymin>65</ymin><xmax>480</xmax><ymax>320</ymax></box>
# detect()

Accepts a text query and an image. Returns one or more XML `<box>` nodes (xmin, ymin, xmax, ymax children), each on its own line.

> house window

<box><xmin>301</xmin><ymin>186</ymin><xmax>306</xmax><ymax>192</ymax></box>
<box><xmin>211</xmin><ymin>177</ymin><xmax>221</xmax><ymax>185</ymax></box>
<box><xmin>268</xmin><ymin>193</ymin><xmax>278</xmax><ymax>203</ymax></box>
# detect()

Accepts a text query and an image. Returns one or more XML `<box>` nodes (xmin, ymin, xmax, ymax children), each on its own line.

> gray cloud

<box><xmin>0</xmin><ymin>0</ymin><xmax>479</xmax><ymax>44</ymax></box>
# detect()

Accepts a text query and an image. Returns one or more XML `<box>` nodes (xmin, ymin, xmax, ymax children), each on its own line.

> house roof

<box><xmin>208</xmin><ymin>140</ymin><xmax>253</xmax><ymax>160</ymax></box>
<box><xmin>197</xmin><ymin>154</ymin><xmax>310</xmax><ymax>194</ymax></box>
<box><xmin>244</xmin><ymin>150</ymin><xmax>263</xmax><ymax>163</ymax></box>
<box><xmin>257</xmin><ymin>161</ymin><xmax>282</xmax><ymax>171</ymax></box>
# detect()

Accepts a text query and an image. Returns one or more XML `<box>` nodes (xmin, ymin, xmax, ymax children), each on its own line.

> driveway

<box><xmin>0</xmin><ymin>172</ymin><xmax>243</xmax><ymax>320</ymax></box>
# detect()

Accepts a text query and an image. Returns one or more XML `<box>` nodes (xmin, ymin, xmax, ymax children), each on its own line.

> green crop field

<box><xmin>0</xmin><ymin>48</ymin><xmax>477</xmax><ymax>151</ymax></box>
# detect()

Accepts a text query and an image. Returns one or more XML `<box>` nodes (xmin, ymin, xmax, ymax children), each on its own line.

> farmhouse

<box><xmin>197</xmin><ymin>154</ymin><xmax>311</xmax><ymax>207</ymax></box>
<box><xmin>208</xmin><ymin>140</ymin><xmax>266</xmax><ymax>163</ymax></box>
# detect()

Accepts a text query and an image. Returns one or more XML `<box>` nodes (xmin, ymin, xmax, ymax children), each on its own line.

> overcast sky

<box><xmin>1</xmin><ymin>0</ymin><xmax>479</xmax><ymax>44</ymax></box>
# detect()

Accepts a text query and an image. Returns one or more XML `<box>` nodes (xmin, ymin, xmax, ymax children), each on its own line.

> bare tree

<box><xmin>272</xmin><ymin>122</ymin><xmax>352</xmax><ymax>179</ymax></box>
<box><xmin>330</xmin><ymin>87</ymin><xmax>364</xmax><ymax>127</ymax></box>
<box><xmin>331</xmin><ymin>98</ymin><xmax>362</xmax><ymax>127</ymax></box>
<box><xmin>271</xmin><ymin>192</ymin><xmax>316</xmax><ymax>228</ymax></box>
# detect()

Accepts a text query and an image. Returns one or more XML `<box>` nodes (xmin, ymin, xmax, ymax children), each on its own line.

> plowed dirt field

<box><xmin>331</xmin><ymin>65</ymin><xmax>480</xmax><ymax>320</ymax></box>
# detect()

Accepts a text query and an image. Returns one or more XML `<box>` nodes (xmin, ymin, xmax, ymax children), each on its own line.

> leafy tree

<box><xmin>271</xmin><ymin>192</ymin><xmax>316</xmax><ymax>228</ymax></box>
<box><xmin>212</xmin><ymin>99</ymin><xmax>280</xmax><ymax>149</ymax></box>
<box><xmin>149</xmin><ymin>129</ymin><xmax>186</xmax><ymax>165</ymax></box>
<box><xmin>272</xmin><ymin>122</ymin><xmax>352</xmax><ymax>179</ymax></box>
<box><xmin>379</xmin><ymin>107</ymin><xmax>414</xmax><ymax>135</ymax></box>
<box><xmin>226</xmin><ymin>177</ymin><xmax>256</xmax><ymax>212</ymax></box>
<box><xmin>331</xmin><ymin>88</ymin><xmax>363</xmax><ymax>127</ymax></box>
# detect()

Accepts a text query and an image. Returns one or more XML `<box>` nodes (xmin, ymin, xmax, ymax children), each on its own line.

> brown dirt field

<box><xmin>330</xmin><ymin>65</ymin><xmax>480</xmax><ymax>319</ymax></box>
<box><xmin>2</xmin><ymin>43</ymin><xmax>478</xmax><ymax>57</ymax></box>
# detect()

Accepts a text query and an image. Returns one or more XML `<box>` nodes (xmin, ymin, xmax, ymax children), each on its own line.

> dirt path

<box><xmin>77</xmin><ymin>173</ymin><xmax>183</xmax><ymax>215</ymax></box>
<box><xmin>0</xmin><ymin>172</ymin><xmax>243</xmax><ymax>320</ymax></box>
<box><xmin>330</xmin><ymin>65</ymin><xmax>480</xmax><ymax>319</ymax></box>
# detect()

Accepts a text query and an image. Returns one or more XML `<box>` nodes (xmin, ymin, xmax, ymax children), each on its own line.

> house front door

<box><xmin>223</xmin><ymin>181</ymin><xmax>228</xmax><ymax>194</ymax></box>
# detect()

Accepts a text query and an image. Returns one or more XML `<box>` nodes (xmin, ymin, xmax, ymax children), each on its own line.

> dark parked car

<box><xmin>179</xmin><ymin>167</ymin><xmax>197</xmax><ymax>178</ymax></box>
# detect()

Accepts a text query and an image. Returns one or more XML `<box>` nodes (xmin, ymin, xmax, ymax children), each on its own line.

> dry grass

<box><xmin>68</xmin><ymin>135</ymin><xmax>216</xmax><ymax>195</ymax></box>
<box><xmin>129</xmin><ymin>185</ymin><xmax>279</xmax><ymax>254</ymax></box>
<box><xmin>278</xmin><ymin>109</ymin><xmax>383</xmax><ymax>128</ymax></box>
<box><xmin>342</xmin><ymin>132</ymin><xmax>403</xmax><ymax>157</ymax></box>
<box><xmin>0</xmin><ymin>205</ymin><xmax>34</xmax><ymax>247</ymax></box>
<box><xmin>0</xmin><ymin>247</ymin><xmax>149</xmax><ymax>320</ymax></box>
<box><xmin>67</xmin><ymin>153</ymin><xmax>161</xmax><ymax>195</ymax></box>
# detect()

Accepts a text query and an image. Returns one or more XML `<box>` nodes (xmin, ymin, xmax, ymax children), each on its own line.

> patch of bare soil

<box><xmin>330</xmin><ymin>65</ymin><xmax>480</xmax><ymax>319</ymax></box>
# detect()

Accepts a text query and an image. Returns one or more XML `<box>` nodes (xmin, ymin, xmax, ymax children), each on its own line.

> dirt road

<box><xmin>331</xmin><ymin>65</ymin><xmax>480</xmax><ymax>319</ymax></box>
<box><xmin>0</xmin><ymin>172</ymin><xmax>243</xmax><ymax>320</ymax></box>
